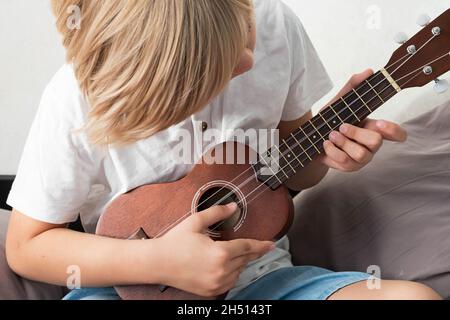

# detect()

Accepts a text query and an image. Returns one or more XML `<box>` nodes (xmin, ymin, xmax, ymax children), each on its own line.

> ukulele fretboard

<box><xmin>253</xmin><ymin>70</ymin><xmax>400</xmax><ymax>190</ymax></box>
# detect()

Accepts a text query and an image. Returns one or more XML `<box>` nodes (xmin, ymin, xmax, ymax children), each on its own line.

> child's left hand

<box><xmin>319</xmin><ymin>69</ymin><xmax>408</xmax><ymax>172</ymax></box>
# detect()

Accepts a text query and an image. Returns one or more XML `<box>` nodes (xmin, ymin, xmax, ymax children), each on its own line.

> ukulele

<box><xmin>96</xmin><ymin>9</ymin><xmax>450</xmax><ymax>300</ymax></box>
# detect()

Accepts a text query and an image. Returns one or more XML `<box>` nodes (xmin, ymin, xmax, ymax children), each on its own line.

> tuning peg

<box><xmin>394</xmin><ymin>32</ymin><xmax>409</xmax><ymax>44</ymax></box>
<box><xmin>417</xmin><ymin>14</ymin><xmax>431</xmax><ymax>27</ymax></box>
<box><xmin>434</xmin><ymin>79</ymin><xmax>449</xmax><ymax>94</ymax></box>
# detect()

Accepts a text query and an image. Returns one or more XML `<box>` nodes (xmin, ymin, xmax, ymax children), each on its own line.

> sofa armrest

<box><xmin>0</xmin><ymin>176</ymin><xmax>14</xmax><ymax>211</ymax></box>
<box><xmin>0</xmin><ymin>175</ymin><xmax>84</xmax><ymax>232</ymax></box>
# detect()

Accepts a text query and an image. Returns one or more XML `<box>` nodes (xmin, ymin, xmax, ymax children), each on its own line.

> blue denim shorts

<box><xmin>64</xmin><ymin>266</ymin><xmax>370</xmax><ymax>300</ymax></box>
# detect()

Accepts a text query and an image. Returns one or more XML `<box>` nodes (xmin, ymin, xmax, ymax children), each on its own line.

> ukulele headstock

<box><xmin>385</xmin><ymin>9</ymin><xmax>450</xmax><ymax>91</ymax></box>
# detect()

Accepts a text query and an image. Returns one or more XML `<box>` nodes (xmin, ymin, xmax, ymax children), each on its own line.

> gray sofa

<box><xmin>289</xmin><ymin>101</ymin><xmax>450</xmax><ymax>299</ymax></box>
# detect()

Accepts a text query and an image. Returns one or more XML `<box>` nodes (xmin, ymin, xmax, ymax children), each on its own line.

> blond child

<box><xmin>6</xmin><ymin>0</ymin><xmax>440</xmax><ymax>300</ymax></box>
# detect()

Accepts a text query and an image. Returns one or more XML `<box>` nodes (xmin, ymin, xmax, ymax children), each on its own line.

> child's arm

<box><xmin>6</xmin><ymin>203</ymin><xmax>273</xmax><ymax>297</ymax></box>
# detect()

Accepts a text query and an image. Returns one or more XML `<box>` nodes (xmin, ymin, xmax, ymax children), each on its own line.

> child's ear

<box><xmin>232</xmin><ymin>48</ymin><xmax>254</xmax><ymax>78</ymax></box>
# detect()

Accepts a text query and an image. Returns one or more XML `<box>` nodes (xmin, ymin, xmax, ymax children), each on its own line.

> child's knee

<box><xmin>382</xmin><ymin>281</ymin><xmax>442</xmax><ymax>300</ymax></box>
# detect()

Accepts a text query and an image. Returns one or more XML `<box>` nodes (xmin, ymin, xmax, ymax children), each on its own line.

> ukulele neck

<box><xmin>254</xmin><ymin>70</ymin><xmax>401</xmax><ymax>190</ymax></box>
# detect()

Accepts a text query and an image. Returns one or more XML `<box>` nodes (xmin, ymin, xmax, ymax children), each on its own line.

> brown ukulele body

<box><xmin>96</xmin><ymin>141</ymin><xmax>295</xmax><ymax>300</ymax></box>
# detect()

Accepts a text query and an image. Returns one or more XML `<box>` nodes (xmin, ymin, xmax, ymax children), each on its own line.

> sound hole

<box><xmin>197</xmin><ymin>187</ymin><xmax>242</xmax><ymax>232</ymax></box>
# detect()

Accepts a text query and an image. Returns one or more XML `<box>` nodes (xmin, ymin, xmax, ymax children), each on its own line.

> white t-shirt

<box><xmin>7</xmin><ymin>0</ymin><xmax>332</xmax><ymax>298</ymax></box>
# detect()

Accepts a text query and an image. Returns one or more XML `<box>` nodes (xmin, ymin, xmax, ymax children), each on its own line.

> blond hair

<box><xmin>51</xmin><ymin>0</ymin><xmax>253</xmax><ymax>145</ymax></box>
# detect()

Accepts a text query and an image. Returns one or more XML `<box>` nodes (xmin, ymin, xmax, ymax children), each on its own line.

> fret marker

<box><xmin>309</xmin><ymin>120</ymin><xmax>325</xmax><ymax>142</ymax></box>
<box><xmin>300</xmin><ymin>127</ymin><xmax>321</xmax><ymax>154</ymax></box>
<box><xmin>284</xmin><ymin>139</ymin><xmax>304</xmax><ymax>168</ymax></box>
<box><xmin>329</xmin><ymin>105</ymin><xmax>344</xmax><ymax>123</ymax></box>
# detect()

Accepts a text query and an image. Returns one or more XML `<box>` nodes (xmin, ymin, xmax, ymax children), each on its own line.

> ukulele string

<box><xmin>388</xmin><ymin>32</ymin><xmax>440</xmax><ymax>78</ymax></box>
<box><xmin>156</xmin><ymin>53</ymin><xmax>440</xmax><ymax>239</ymax></box>
<box><xmin>186</xmin><ymin>29</ymin><xmax>448</xmax><ymax>236</ymax></box>
<box><xmin>283</xmin><ymin>28</ymin><xmax>439</xmax><ymax>149</ymax></box>
<box><xmin>154</xmin><ymin>48</ymin><xmax>446</xmax><ymax>238</ymax></box>
<box><xmin>191</xmin><ymin>30</ymin><xmax>442</xmax><ymax>221</ymax></box>
<box><xmin>248</xmin><ymin>48</ymin><xmax>450</xmax><ymax>189</ymax></box>
<box><xmin>153</xmin><ymin>74</ymin><xmax>396</xmax><ymax>239</ymax></box>
<box><xmin>261</xmin><ymin>50</ymin><xmax>450</xmax><ymax>185</ymax></box>
<box><xmin>153</xmin><ymin>57</ymin><xmax>428</xmax><ymax>239</ymax></box>
<box><xmin>212</xmin><ymin>46</ymin><xmax>450</xmax><ymax>231</ymax></box>
<box><xmin>202</xmin><ymin>57</ymin><xmax>434</xmax><ymax>227</ymax></box>
<box><xmin>258</xmin><ymin>29</ymin><xmax>443</xmax><ymax>170</ymax></box>
<box><xmin>178</xmin><ymin>51</ymin><xmax>416</xmax><ymax>224</ymax></box>
<box><xmin>393</xmin><ymin>50</ymin><xmax>450</xmax><ymax>83</ymax></box>
<box><xmin>210</xmin><ymin>78</ymin><xmax>404</xmax><ymax>233</ymax></box>
<box><xmin>234</xmin><ymin>68</ymin><xmax>427</xmax><ymax>215</ymax></box>
<box><xmin>186</xmin><ymin>72</ymin><xmax>395</xmax><ymax>212</ymax></box>
<box><xmin>184</xmin><ymin>49</ymin><xmax>432</xmax><ymax>220</ymax></box>
<box><xmin>384</xmin><ymin>51</ymin><xmax>416</xmax><ymax>71</ymax></box>
<box><xmin>277</xmin><ymin>31</ymin><xmax>443</xmax><ymax>172</ymax></box>
<box><xmin>209</xmin><ymin>64</ymin><xmax>427</xmax><ymax>233</ymax></box>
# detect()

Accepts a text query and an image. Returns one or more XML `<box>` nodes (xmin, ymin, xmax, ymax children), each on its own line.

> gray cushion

<box><xmin>289</xmin><ymin>101</ymin><xmax>450</xmax><ymax>299</ymax></box>
<box><xmin>0</xmin><ymin>209</ymin><xmax>65</xmax><ymax>300</ymax></box>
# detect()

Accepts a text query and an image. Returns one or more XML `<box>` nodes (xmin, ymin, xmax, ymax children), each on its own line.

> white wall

<box><xmin>285</xmin><ymin>0</ymin><xmax>450</xmax><ymax>118</ymax></box>
<box><xmin>0</xmin><ymin>0</ymin><xmax>65</xmax><ymax>175</ymax></box>
<box><xmin>0</xmin><ymin>0</ymin><xmax>449</xmax><ymax>175</ymax></box>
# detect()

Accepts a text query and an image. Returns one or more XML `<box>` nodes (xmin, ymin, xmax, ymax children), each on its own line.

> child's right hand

<box><xmin>155</xmin><ymin>203</ymin><xmax>275</xmax><ymax>297</ymax></box>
